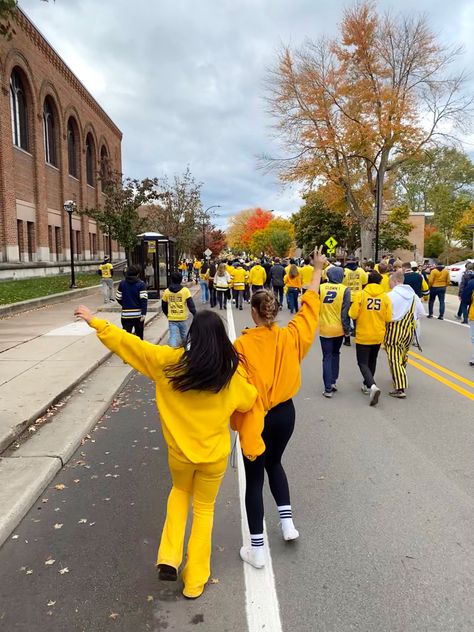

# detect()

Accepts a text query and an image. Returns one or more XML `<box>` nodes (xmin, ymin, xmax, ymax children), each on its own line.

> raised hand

<box><xmin>312</xmin><ymin>245</ymin><xmax>327</xmax><ymax>270</ymax></box>
<box><xmin>74</xmin><ymin>305</ymin><xmax>94</xmax><ymax>324</ymax></box>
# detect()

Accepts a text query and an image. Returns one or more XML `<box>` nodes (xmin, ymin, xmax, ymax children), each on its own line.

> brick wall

<box><xmin>394</xmin><ymin>214</ymin><xmax>425</xmax><ymax>264</ymax></box>
<box><xmin>0</xmin><ymin>8</ymin><xmax>123</xmax><ymax>263</ymax></box>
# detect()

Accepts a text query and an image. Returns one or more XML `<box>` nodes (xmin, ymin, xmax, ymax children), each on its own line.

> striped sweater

<box><xmin>116</xmin><ymin>276</ymin><xmax>148</xmax><ymax>319</ymax></box>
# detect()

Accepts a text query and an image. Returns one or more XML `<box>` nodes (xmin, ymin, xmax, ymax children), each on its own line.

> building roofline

<box><xmin>16</xmin><ymin>7</ymin><xmax>123</xmax><ymax>140</ymax></box>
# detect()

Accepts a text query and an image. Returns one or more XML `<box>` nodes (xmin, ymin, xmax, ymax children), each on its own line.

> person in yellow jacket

<box><xmin>377</xmin><ymin>262</ymin><xmax>391</xmax><ymax>293</ymax></box>
<box><xmin>284</xmin><ymin>264</ymin><xmax>302</xmax><ymax>313</ymax></box>
<box><xmin>231</xmin><ymin>263</ymin><xmax>248</xmax><ymax>310</ymax></box>
<box><xmin>349</xmin><ymin>271</ymin><xmax>392</xmax><ymax>406</ymax></box>
<box><xmin>427</xmin><ymin>262</ymin><xmax>450</xmax><ymax>319</ymax></box>
<box><xmin>73</xmin><ymin>305</ymin><xmax>257</xmax><ymax>599</ymax></box>
<box><xmin>192</xmin><ymin>259</ymin><xmax>202</xmax><ymax>284</ymax></box>
<box><xmin>248</xmin><ymin>260</ymin><xmax>267</xmax><ymax>293</ymax></box>
<box><xmin>231</xmin><ymin>246</ymin><xmax>326</xmax><ymax>569</ymax></box>
<box><xmin>299</xmin><ymin>258</ymin><xmax>314</xmax><ymax>292</ymax></box>
<box><xmin>343</xmin><ymin>257</ymin><xmax>369</xmax><ymax>300</ymax></box>
<box><xmin>98</xmin><ymin>255</ymin><xmax>114</xmax><ymax>303</ymax></box>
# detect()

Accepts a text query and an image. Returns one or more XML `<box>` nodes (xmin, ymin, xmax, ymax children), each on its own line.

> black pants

<box><xmin>209</xmin><ymin>282</ymin><xmax>217</xmax><ymax>308</ymax></box>
<box><xmin>356</xmin><ymin>343</ymin><xmax>380</xmax><ymax>388</ymax></box>
<box><xmin>273</xmin><ymin>285</ymin><xmax>284</xmax><ymax>306</ymax></box>
<box><xmin>251</xmin><ymin>284</ymin><xmax>263</xmax><ymax>295</ymax></box>
<box><xmin>243</xmin><ymin>399</ymin><xmax>295</xmax><ymax>535</ymax></box>
<box><xmin>216</xmin><ymin>290</ymin><xmax>228</xmax><ymax>309</ymax></box>
<box><xmin>121</xmin><ymin>317</ymin><xmax>144</xmax><ymax>340</ymax></box>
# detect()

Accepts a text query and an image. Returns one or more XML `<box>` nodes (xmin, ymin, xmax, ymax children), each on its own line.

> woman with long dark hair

<box><xmin>74</xmin><ymin>305</ymin><xmax>257</xmax><ymax>599</ymax></box>
<box><xmin>231</xmin><ymin>246</ymin><xmax>326</xmax><ymax>569</ymax></box>
<box><xmin>208</xmin><ymin>260</ymin><xmax>217</xmax><ymax>308</ymax></box>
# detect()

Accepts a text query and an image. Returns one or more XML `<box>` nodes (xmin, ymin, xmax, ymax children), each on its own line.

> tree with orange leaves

<box><xmin>266</xmin><ymin>1</ymin><xmax>473</xmax><ymax>259</ymax></box>
<box><xmin>227</xmin><ymin>207</ymin><xmax>273</xmax><ymax>252</ymax></box>
<box><xmin>241</xmin><ymin>208</ymin><xmax>273</xmax><ymax>246</ymax></box>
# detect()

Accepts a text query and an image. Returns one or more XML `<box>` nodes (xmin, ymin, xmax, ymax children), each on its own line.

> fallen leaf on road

<box><xmin>109</xmin><ymin>613</ymin><xmax>119</xmax><ymax>620</ymax></box>
<box><xmin>54</xmin><ymin>484</ymin><xmax>66</xmax><ymax>491</ymax></box>
<box><xmin>78</xmin><ymin>519</ymin><xmax>87</xmax><ymax>524</ymax></box>
<box><xmin>217</xmin><ymin>546</ymin><xmax>224</xmax><ymax>552</ymax></box>
<box><xmin>20</xmin><ymin>566</ymin><xmax>26</xmax><ymax>571</ymax></box>
<box><xmin>11</xmin><ymin>535</ymin><xmax>19</xmax><ymax>540</ymax></box>
<box><xmin>89</xmin><ymin>522</ymin><xmax>96</xmax><ymax>527</ymax></box>
<box><xmin>210</xmin><ymin>578</ymin><xmax>219</xmax><ymax>584</ymax></box>
<box><xmin>47</xmin><ymin>600</ymin><xmax>56</xmax><ymax>606</ymax></box>
<box><xmin>45</xmin><ymin>559</ymin><xmax>56</xmax><ymax>566</ymax></box>
<box><xmin>58</xmin><ymin>567</ymin><xmax>69</xmax><ymax>575</ymax></box>
<box><xmin>73</xmin><ymin>479</ymin><xmax>80</xmax><ymax>484</ymax></box>
<box><xmin>26</xmin><ymin>569</ymin><xmax>33</xmax><ymax>575</ymax></box>
<box><xmin>318</xmin><ymin>476</ymin><xmax>325</xmax><ymax>480</ymax></box>
<box><xmin>42</xmin><ymin>498</ymin><xmax>48</xmax><ymax>503</ymax></box>
<box><xmin>146</xmin><ymin>596</ymin><xmax>153</xmax><ymax>602</ymax></box>
<box><xmin>54</xmin><ymin>524</ymin><xmax>63</xmax><ymax>530</ymax></box>
<box><xmin>103</xmin><ymin>498</ymin><xmax>111</xmax><ymax>502</ymax></box>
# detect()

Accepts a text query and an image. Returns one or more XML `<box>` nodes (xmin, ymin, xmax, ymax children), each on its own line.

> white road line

<box><xmin>226</xmin><ymin>303</ymin><xmax>284</xmax><ymax>632</ymax></box>
<box><xmin>442</xmin><ymin>318</ymin><xmax>469</xmax><ymax>328</ymax></box>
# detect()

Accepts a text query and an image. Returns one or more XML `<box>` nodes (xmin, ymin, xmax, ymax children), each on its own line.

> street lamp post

<box><xmin>64</xmin><ymin>200</ymin><xmax>77</xmax><ymax>289</ymax></box>
<box><xmin>201</xmin><ymin>205</ymin><xmax>221</xmax><ymax>254</ymax></box>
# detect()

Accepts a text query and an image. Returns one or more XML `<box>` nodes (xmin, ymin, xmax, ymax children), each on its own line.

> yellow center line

<box><xmin>408</xmin><ymin>359</ymin><xmax>474</xmax><ymax>401</ymax></box>
<box><xmin>408</xmin><ymin>351</ymin><xmax>474</xmax><ymax>389</ymax></box>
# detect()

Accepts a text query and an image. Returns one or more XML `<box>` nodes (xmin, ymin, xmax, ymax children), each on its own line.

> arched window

<box><xmin>67</xmin><ymin>118</ymin><xmax>78</xmax><ymax>178</ymax></box>
<box><xmin>86</xmin><ymin>133</ymin><xmax>95</xmax><ymax>186</ymax></box>
<box><xmin>10</xmin><ymin>69</ymin><xmax>29</xmax><ymax>151</ymax></box>
<box><xmin>43</xmin><ymin>98</ymin><xmax>57</xmax><ymax>166</ymax></box>
<box><xmin>99</xmin><ymin>145</ymin><xmax>109</xmax><ymax>191</ymax></box>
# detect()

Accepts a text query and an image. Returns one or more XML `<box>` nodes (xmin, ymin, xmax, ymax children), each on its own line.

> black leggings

<box><xmin>243</xmin><ymin>399</ymin><xmax>295</xmax><ymax>534</ymax></box>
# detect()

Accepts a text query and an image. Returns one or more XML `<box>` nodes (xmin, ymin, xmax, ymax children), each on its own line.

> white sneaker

<box><xmin>280</xmin><ymin>523</ymin><xmax>300</xmax><ymax>541</ymax></box>
<box><xmin>369</xmin><ymin>385</ymin><xmax>381</xmax><ymax>406</ymax></box>
<box><xmin>361</xmin><ymin>384</ymin><xmax>369</xmax><ymax>395</ymax></box>
<box><xmin>322</xmin><ymin>391</ymin><xmax>333</xmax><ymax>398</ymax></box>
<box><xmin>240</xmin><ymin>546</ymin><xmax>265</xmax><ymax>568</ymax></box>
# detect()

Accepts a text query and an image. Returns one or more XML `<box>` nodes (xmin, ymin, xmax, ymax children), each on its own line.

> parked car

<box><xmin>446</xmin><ymin>260</ymin><xmax>474</xmax><ymax>285</ymax></box>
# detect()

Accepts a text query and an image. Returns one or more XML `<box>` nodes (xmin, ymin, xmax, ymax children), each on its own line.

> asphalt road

<box><xmin>0</xmin><ymin>296</ymin><xmax>473</xmax><ymax>632</ymax></box>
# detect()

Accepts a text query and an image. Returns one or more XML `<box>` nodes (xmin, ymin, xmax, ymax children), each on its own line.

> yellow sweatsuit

<box><xmin>349</xmin><ymin>284</ymin><xmax>392</xmax><ymax>345</ymax></box>
<box><xmin>88</xmin><ymin>317</ymin><xmax>257</xmax><ymax>596</ymax></box>
<box><xmin>231</xmin><ymin>291</ymin><xmax>320</xmax><ymax>458</ymax></box>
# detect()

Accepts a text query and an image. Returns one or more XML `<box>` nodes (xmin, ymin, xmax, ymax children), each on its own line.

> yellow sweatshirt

<box><xmin>349</xmin><ymin>284</ymin><xmax>392</xmax><ymax>345</ymax></box>
<box><xmin>231</xmin><ymin>267</ymin><xmax>248</xmax><ymax>290</ymax></box>
<box><xmin>248</xmin><ymin>265</ymin><xmax>267</xmax><ymax>286</ymax></box>
<box><xmin>89</xmin><ymin>318</ymin><xmax>257</xmax><ymax>464</ymax></box>
<box><xmin>428</xmin><ymin>268</ymin><xmax>450</xmax><ymax>287</ymax></box>
<box><xmin>231</xmin><ymin>291</ymin><xmax>320</xmax><ymax>458</ymax></box>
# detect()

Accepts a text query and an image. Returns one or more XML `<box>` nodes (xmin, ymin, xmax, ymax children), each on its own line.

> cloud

<box><xmin>19</xmin><ymin>0</ymin><xmax>474</xmax><ymax>226</ymax></box>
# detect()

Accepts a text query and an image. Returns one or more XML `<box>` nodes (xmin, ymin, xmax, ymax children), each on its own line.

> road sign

<box><xmin>204</xmin><ymin>248</ymin><xmax>212</xmax><ymax>258</ymax></box>
<box><xmin>325</xmin><ymin>236</ymin><xmax>338</xmax><ymax>251</ymax></box>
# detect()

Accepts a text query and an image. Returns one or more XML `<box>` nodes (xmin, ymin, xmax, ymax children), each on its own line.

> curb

<box><xmin>0</xmin><ymin>316</ymin><xmax>169</xmax><ymax>548</ymax></box>
<box><xmin>0</xmin><ymin>282</ymin><xmax>121</xmax><ymax>319</ymax></box>
<box><xmin>0</xmin><ymin>309</ymin><xmax>160</xmax><ymax>454</ymax></box>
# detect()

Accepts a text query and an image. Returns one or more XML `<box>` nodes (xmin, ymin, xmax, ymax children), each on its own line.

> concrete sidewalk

<box><xmin>0</xmin><ymin>288</ymin><xmax>160</xmax><ymax>452</ymax></box>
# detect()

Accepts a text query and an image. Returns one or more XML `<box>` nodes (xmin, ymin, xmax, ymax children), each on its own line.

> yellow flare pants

<box><xmin>157</xmin><ymin>450</ymin><xmax>227</xmax><ymax>593</ymax></box>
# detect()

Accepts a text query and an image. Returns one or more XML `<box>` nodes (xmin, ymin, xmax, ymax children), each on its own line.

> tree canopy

<box><xmin>266</xmin><ymin>1</ymin><xmax>473</xmax><ymax>258</ymax></box>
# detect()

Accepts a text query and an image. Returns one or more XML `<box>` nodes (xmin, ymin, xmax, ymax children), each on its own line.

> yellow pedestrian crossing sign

<box><xmin>325</xmin><ymin>236</ymin><xmax>338</xmax><ymax>254</ymax></box>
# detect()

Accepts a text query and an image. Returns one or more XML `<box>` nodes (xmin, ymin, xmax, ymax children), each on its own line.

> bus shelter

<box><xmin>132</xmin><ymin>232</ymin><xmax>176</xmax><ymax>299</ymax></box>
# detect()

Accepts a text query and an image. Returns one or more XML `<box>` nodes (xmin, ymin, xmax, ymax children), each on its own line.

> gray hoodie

<box><xmin>388</xmin><ymin>284</ymin><xmax>426</xmax><ymax>322</ymax></box>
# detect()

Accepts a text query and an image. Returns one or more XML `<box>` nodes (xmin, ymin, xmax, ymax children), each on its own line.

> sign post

<box><xmin>204</xmin><ymin>248</ymin><xmax>212</xmax><ymax>259</ymax></box>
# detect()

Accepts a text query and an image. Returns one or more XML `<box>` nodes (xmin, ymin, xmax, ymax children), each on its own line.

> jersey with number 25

<box><xmin>348</xmin><ymin>284</ymin><xmax>392</xmax><ymax>345</ymax></box>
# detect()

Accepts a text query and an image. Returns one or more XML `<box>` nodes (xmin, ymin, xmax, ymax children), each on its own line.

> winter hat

<box><xmin>326</xmin><ymin>266</ymin><xmax>344</xmax><ymax>284</ymax></box>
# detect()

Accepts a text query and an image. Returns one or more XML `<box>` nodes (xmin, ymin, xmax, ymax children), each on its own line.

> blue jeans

<box><xmin>169</xmin><ymin>321</ymin><xmax>188</xmax><ymax>348</ymax></box>
<box><xmin>428</xmin><ymin>287</ymin><xmax>446</xmax><ymax>317</ymax></box>
<box><xmin>320</xmin><ymin>336</ymin><xmax>343</xmax><ymax>392</ymax></box>
<box><xmin>199</xmin><ymin>279</ymin><xmax>209</xmax><ymax>303</ymax></box>
<box><xmin>287</xmin><ymin>287</ymin><xmax>299</xmax><ymax>313</ymax></box>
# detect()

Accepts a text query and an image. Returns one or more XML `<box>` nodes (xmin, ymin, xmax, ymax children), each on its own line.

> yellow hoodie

<box><xmin>231</xmin><ymin>291</ymin><xmax>320</xmax><ymax>458</ymax></box>
<box><xmin>349</xmin><ymin>284</ymin><xmax>392</xmax><ymax>345</ymax></box>
<box><xmin>248</xmin><ymin>264</ymin><xmax>267</xmax><ymax>286</ymax></box>
<box><xmin>89</xmin><ymin>318</ymin><xmax>257</xmax><ymax>464</ymax></box>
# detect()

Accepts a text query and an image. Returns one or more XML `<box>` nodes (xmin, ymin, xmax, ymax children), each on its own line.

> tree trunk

<box><xmin>360</xmin><ymin>224</ymin><xmax>374</xmax><ymax>261</ymax></box>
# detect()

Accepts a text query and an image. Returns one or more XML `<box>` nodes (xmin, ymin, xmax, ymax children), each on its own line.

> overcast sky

<box><xmin>19</xmin><ymin>0</ymin><xmax>474</xmax><ymax>227</ymax></box>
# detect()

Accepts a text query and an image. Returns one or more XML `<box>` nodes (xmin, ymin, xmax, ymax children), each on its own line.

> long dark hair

<box><xmin>165</xmin><ymin>310</ymin><xmax>240</xmax><ymax>392</ymax></box>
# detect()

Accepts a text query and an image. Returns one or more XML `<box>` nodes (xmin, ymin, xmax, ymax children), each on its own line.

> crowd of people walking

<box><xmin>82</xmin><ymin>248</ymin><xmax>474</xmax><ymax>600</ymax></box>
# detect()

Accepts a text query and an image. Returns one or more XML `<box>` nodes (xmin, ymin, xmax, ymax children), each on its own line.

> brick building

<box><xmin>0</xmin><ymin>8</ymin><xmax>123</xmax><ymax>273</ymax></box>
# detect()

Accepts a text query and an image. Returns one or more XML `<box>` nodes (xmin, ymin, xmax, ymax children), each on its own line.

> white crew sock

<box><xmin>278</xmin><ymin>505</ymin><xmax>299</xmax><ymax>541</ymax></box>
<box><xmin>240</xmin><ymin>533</ymin><xmax>265</xmax><ymax>568</ymax></box>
